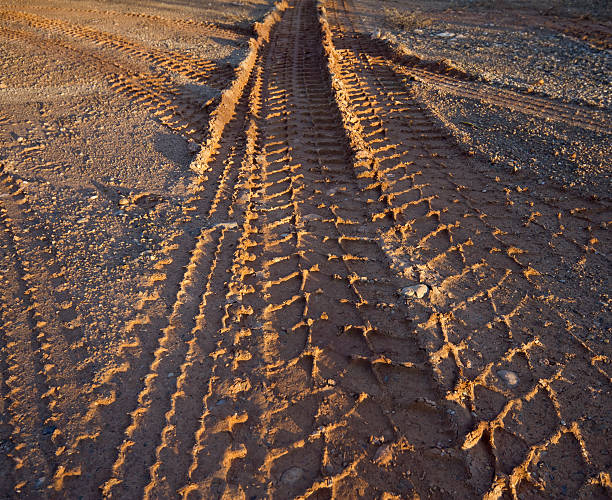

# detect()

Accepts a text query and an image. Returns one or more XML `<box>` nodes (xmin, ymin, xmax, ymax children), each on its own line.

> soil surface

<box><xmin>0</xmin><ymin>0</ymin><xmax>610</xmax><ymax>498</ymax></box>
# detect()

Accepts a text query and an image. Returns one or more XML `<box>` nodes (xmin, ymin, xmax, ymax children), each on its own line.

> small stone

<box><xmin>401</xmin><ymin>284</ymin><xmax>429</xmax><ymax>299</ymax></box>
<box><xmin>374</xmin><ymin>444</ymin><xmax>393</xmax><ymax>466</ymax></box>
<box><xmin>281</xmin><ymin>466</ymin><xmax>304</xmax><ymax>484</ymax></box>
<box><xmin>118</xmin><ymin>197</ymin><xmax>129</xmax><ymax>206</ymax></box>
<box><xmin>214</xmin><ymin>222</ymin><xmax>238</xmax><ymax>229</ymax></box>
<box><xmin>77</xmin><ymin>217</ymin><xmax>88</xmax><ymax>224</ymax></box>
<box><xmin>497</xmin><ymin>369</ymin><xmax>519</xmax><ymax>388</ymax></box>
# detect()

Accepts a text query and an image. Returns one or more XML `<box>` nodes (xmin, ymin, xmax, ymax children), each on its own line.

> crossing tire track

<box><xmin>0</xmin><ymin>25</ymin><xmax>215</xmax><ymax>142</ymax></box>
<box><xmin>332</xmin><ymin>1</ymin><xmax>610</xmax><ymax>134</ymax></box>
<box><xmin>0</xmin><ymin>10</ymin><xmax>237</xmax><ymax>88</ymax></box>
<box><xmin>9</xmin><ymin>2</ymin><xmax>250</xmax><ymax>40</ymax></box>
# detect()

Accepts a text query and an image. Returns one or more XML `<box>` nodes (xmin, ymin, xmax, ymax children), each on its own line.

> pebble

<box><xmin>374</xmin><ymin>444</ymin><xmax>393</xmax><ymax>466</ymax></box>
<box><xmin>401</xmin><ymin>283</ymin><xmax>429</xmax><ymax>299</ymax></box>
<box><xmin>497</xmin><ymin>369</ymin><xmax>519</xmax><ymax>388</ymax></box>
<box><xmin>187</xmin><ymin>140</ymin><xmax>200</xmax><ymax>153</ymax></box>
<box><xmin>281</xmin><ymin>466</ymin><xmax>304</xmax><ymax>484</ymax></box>
<box><xmin>213</xmin><ymin>222</ymin><xmax>238</xmax><ymax>229</ymax></box>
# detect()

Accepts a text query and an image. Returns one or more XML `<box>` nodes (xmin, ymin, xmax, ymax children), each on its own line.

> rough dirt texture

<box><xmin>0</xmin><ymin>0</ymin><xmax>611</xmax><ymax>498</ymax></box>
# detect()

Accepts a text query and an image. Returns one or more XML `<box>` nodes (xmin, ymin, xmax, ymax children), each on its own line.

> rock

<box><xmin>118</xmin><ymin>197</ymin><xmax>129</xmax><ymax>206</ymax></box>
<box><xmin>374</xmin><ymin>444</ymin><xmax>393</xmax><ymax>466</ymax></box>
<box><xmin>401</xmin><ymin>284</ymin><xmax>429</xmax><ymax>299</ymax></box>
<box><xmin>214</xmin><ymin>222</ymin><xmax>238</xmax><ymax>229</ymax></box>
<box><xmin>281</xmin><ymin>466</ymin><xmax>304</xmax><ymax>484</ymax></box>
<box><xmin>497</xmin><ymin>369</ymin><xmax>519</xmax><ymax>388</ymax></box>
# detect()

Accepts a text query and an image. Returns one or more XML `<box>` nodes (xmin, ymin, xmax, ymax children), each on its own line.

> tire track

<box><xmin>60</xmin><ymin>4</ymin><xmax>288</xmax><ymax>498</ymax></box>
<box><xmin>0</xmin><ymin>163</ymin><xmax>87</xmax><ymax>496</ymax></box>
<box><xmin>0</xmin><ymin>3</ymin><xmax>287</xmax><ymax>496</ymax></box>
<box><xmin>321</xmin><ymin>0</ymin><xmax>611</xmax><ymax>496</ymax></box>
<box><xmin>9</xmin><ymin>3</ymin><xmax>249</xmax><ymax>40</ymax></box>
<box><xmin>0</xmin><ymin>25</ymin><xmax>214</xmax><ymax>142</ymax></box>
<box><xmin>102</xmin><ymin>68</ymin><xmax>262</xmax><ymax>498</ymax></box>
<box><xmin>142</xmin><ymin>63</ymin><xmax>265</xmax><ymax>499</ymax></box>
<box><xmin>0</xmin><ymin>192</ymin><xmax>52</xmax><ymax>498</ymax></box>
<box><xmin>545</xmin><ymin>17</ymin><xmax>612</xmax><ymax>51</ymax></box>
<box><xmin>335</xmin><ymin>4</ymin><xmax>610</xmax><ymax>134</ymax></box>
<box><xmin>179</xmin><ymin>1</ymin><xmax>469</xmax><ymax>497</ymax></box>
<box><xmin>0</xmin><ymin>10</ymin><xmax>237</xmax><ymax>88</ymax></box>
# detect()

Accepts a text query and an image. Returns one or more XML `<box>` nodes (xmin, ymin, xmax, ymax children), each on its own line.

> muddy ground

<box><xmin>0</xmin><ymin>0</ymin><xmax>610</xmax><ymax>498</ymax></box>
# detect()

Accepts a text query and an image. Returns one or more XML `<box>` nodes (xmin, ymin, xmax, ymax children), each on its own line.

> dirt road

<box><xmin>0</xmin><ymin>0</ymin><xmax>610</xmax><ymax>498</ymax></box>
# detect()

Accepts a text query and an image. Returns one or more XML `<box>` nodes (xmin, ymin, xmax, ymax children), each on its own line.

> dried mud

<box><xmin>0</xmin><ymin>0</ymin><xmax>610</xmax><ymax>498</ymax></box>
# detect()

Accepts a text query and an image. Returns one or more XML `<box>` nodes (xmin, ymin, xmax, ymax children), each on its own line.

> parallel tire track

<box><xmin>102</xmin><ymin>70</ymin><xmax>262</xmax><ymax>497</ymax></box>
<box><xmin>178</xmin><ymin>1</ymin><xmax>466</xmax><ymax>497</ymax></box>
<box><xmin>0</xmin><ymin>0</ymin><xmax>609</xmax><ymax>497</ymax></box>
<box><xmin>66</xmin><ymin>4</ymin><xmax>288</xmax><ymax>497</ymax></box>
<box><xmin>0</xmin><ymin>3</ymin><xmax>287</xmax><ymax>497</ymax></box>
